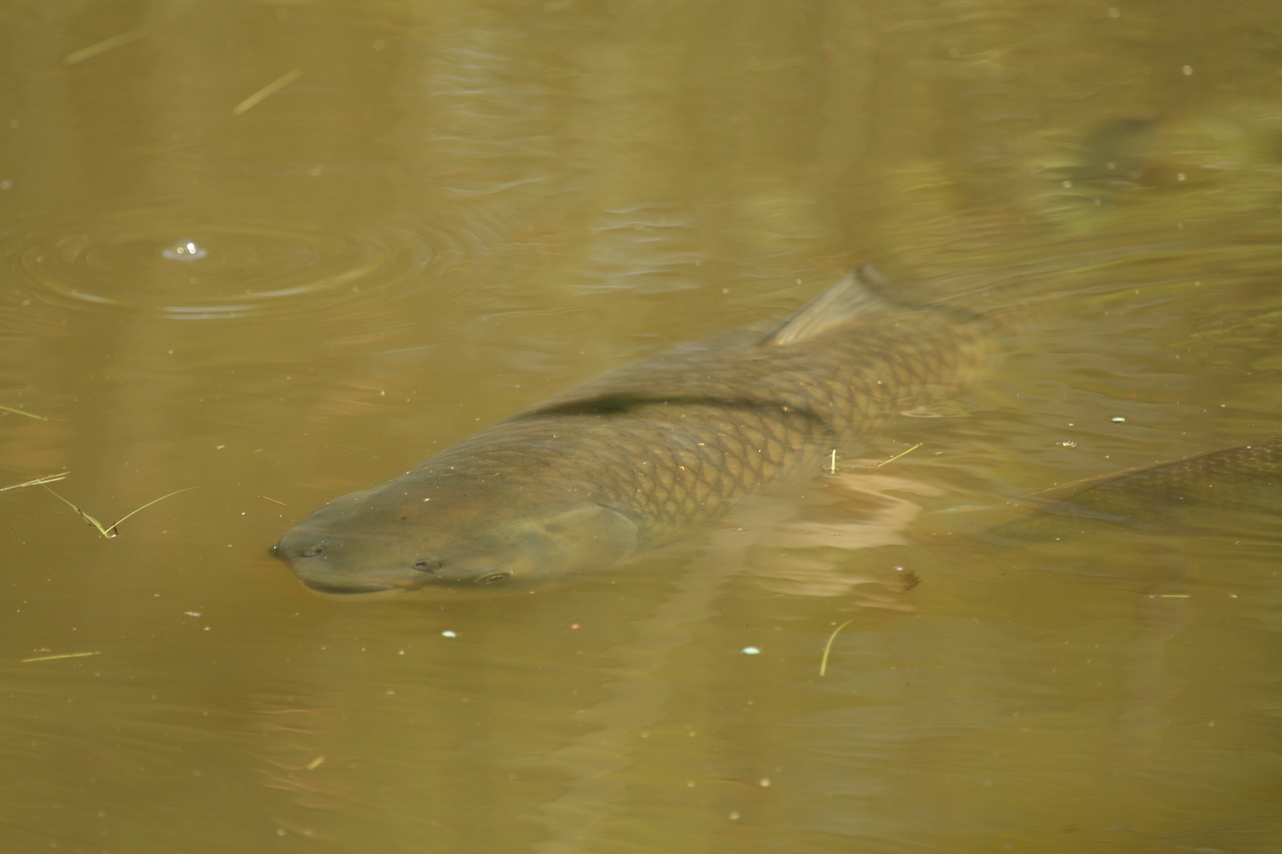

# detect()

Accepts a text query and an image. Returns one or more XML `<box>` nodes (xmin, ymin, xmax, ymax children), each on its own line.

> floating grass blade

<box><xmin>875</xmin><ymin>442</ymin><xmax>923</xmax><ymax>468</ymax></box>
<box><xmin>104</xmin><ymin>487</ymin><xmax>197</xmax><ymax>533</ymax></box>
<box><xmin>43</xmin><ymin>486</ymin><xmax>195</xmax><ymax>538</ymax></box>
<box><xmin>1</xmin><ymin>472</ymin><xmax>68</xmax><ymax>493</ymax></box>
<box><xmin>22</xmin><ymin>651</ymin><xmax>101</xmax><ymax>663</ymax></box>
<box><xmin>819</xmin><ymin>619</ymin><xmax>854</xmax><ymax>676</ymax></box>
<box><xmin>42</xmin><ymin>487</ymin><xmax>112</xmax><ymax>535</ymax></box>
<box><xmin>0</xmin><ymin>404</ymin><xmax>47</xmax><ymax>421</ymax></box>
<box><xmin>233</xmin><ymin>68</ymin><xmax>302</xmax><ymax>116</ymax></box>
<box><xmin>63</xmin><ymin>27</ymin><xmax>150</xmax><ymax>65</ymax></box>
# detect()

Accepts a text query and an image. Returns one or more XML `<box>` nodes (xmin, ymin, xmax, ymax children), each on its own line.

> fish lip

<box><xmin>301</xmin><ymin>580</ymin><xmax>400</xmax><ymax>596</ymax></box>
<box><xmin>272</xmin><ymin>541</ymin><xmax>326</xmax><ymax>562</ymax></box>
<box><xmin>393</xmin><ymin>566</ymin><xmax>512</xmax><ymax>590</ymax></box>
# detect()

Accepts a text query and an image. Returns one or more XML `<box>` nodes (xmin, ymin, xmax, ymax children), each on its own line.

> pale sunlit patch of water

<box><xmin>704</xmin><ymin>465</ymin><xmax>944</xmax><ymax>605</ymax></box>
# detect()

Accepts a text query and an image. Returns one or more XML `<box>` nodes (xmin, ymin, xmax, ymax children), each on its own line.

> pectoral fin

<box><xmin>539</xmin><ymin>501</ymin><xmax>641</xmax><ymax>566</ymax></box>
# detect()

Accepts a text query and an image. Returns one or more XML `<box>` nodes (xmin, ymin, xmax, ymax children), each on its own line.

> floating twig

<box><xmin>43</xmin><ymin>486</ymin><xmax>195</xmax><ymax>538</ymax></box>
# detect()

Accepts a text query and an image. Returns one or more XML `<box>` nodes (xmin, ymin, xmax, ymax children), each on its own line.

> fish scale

<box><xmin>273</xmin><ymin>266</ymin><xmax>993</xmax><ymax>595</ymax></box>
<box><xmin>997</xmin><ymin>435</ymin><xmax>1282</xmax><ymax>540</ymax></box>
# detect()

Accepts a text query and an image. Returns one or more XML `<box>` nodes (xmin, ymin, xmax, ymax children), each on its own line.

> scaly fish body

<box><xmin>273</xmin><ymin>267</ymin><xmax>991</xmax><ymax>595</ymax></box>
<box><xmin>999</xmin><ymin>436</ymin><xmax>1282</xmax><ymax>540</ymax></box>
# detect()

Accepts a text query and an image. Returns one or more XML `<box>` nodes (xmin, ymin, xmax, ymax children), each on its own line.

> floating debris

<box><xmin>819</xmin><ymin>620</ymin><xmax>854</xmax><ymax>676</ymax></box>
<box><xmin>22</xmin><ymin>651</ymin><xmax>101</xmax><ymax>663</ymax></box>
<box><xmin>233</xmin><ymin>68</ymin><xmax>303</xmax><ymax>116</ymax></box>
<box><xmin>875</xmin><ymin>442</ymin><xmax>923</xmax><ymax>468</ymax></box>
<box><xmin>63</xmin><ymin>27</ymin><xmax>150</xmax><ymax>65</ymax></box>
<box><xmin>1</xmin><ymin>472</ymin><xmax>68</xmax><ymax>493</ymax></box>
<box><xmin>0</xmin><ymin>403</ymin><xmax>47</xmax><ymax>421</ymax></box>
<box><xmin>43</xmin><ymin>486</ymin><xmax>195</xmax><ymax>538</ymax></box>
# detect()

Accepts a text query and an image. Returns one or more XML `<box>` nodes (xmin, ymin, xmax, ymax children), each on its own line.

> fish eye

<box><xmin>413</xmin><ymin>559</ymin><xmax>442</xmax><ymax>573</ymax></box>
<box><xmin>476</xmin><ymin>571</ymin><xmax>512</xmax><ymax>585</ymax></box>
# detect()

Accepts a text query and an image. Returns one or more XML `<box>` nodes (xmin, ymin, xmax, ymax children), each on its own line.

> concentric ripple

<box><xmin>3</xmin><ymin>206</ymin><xmax>448</xmax><ymax>320</ymax></box>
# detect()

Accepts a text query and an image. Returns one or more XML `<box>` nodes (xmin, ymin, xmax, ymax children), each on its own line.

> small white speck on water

<box><xmin>162</xmin><ymin>241</ymin><xmax>207</xmax><ymax>261</ymax></box>
<box><xmin>441</xmin><ymin>630</ymin><xmax>456</xmax><ymax>638</ymax></box>
<box><xmin>741</xmin><ymin>646</ymin><xmax>761</xmax><ymax>655</ymax></box>
<box><xmin>1111</xmin><ymin>416</ymin><xmax>1126</xmax><ymax>423</ymax></box>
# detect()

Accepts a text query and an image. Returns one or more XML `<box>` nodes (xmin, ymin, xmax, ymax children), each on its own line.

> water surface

<box><xmin>1</xmin><ymin>1</ymin><xmax>1279</xmax><ymax>852</ymax></box>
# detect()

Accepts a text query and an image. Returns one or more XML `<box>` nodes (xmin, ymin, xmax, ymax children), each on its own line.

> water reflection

<box><xmin>160</xmin><ymin>240</ymin><xmax>207</xmax><ymax>261</ymax></box>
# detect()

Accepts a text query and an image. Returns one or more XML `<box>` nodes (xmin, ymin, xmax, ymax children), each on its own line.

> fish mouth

<box><xmin>294</xmin><ymin>568</ymin><xmax>508</xmax><ymax>596</ymax></box>
<box><xmin>299</xmin><ymin>574</ymin><xmax>517</xmax><ymax>599</ymax></box>
<box><xmin>271</xmin><ymin>541</ymin><xmax>406</xmax><ymax>596</ymax></box>
<box><xmin>300</xmin><ymin>579</ymin><xmax>404</xmax><ymax>597</ymax></box>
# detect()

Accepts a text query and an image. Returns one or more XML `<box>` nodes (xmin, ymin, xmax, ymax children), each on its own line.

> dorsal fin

<box><xmin>759</xmin><ymin>264</ymin><xmax>895</xmax><ymax>347</ymax></box>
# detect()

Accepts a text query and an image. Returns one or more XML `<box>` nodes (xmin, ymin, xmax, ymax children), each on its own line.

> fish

<box><xmin>272</xmin><ymin>265</ymin><xmax>993</xmax><ymax>596</ymax></box>
<box><xmin>993</xmin><ymin>436</ymin><xmax>1282</xmax><ymax>542</ymax></box>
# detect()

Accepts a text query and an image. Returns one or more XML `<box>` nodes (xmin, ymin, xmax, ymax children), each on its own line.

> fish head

<box><xmin>271</xmin><ymin>474</ymin><xmax>639</xmax><ymax>597</ymax></box>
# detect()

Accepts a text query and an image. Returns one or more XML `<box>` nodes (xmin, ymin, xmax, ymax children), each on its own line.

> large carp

<box><xmin>273</xmin><ymin>266</ymin><xmax>992</xmax><ymax>595</ymax></box>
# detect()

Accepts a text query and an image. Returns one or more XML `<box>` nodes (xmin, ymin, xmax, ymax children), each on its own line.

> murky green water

<box><xmin>2</xmin><ymin>1</ymin><xmax>1280</xmax><ymax>852</ymax></box>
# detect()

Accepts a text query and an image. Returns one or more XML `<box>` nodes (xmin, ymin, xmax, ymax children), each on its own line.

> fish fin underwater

<box><xmin>760</xmin><ymin>264</ymin><xmax>893</xmax><ymax>346</ymax></box>
<box><xmin>273</xmin><ymin>266</ymin><xmax>991</xmax><ymax>597</ymax></box>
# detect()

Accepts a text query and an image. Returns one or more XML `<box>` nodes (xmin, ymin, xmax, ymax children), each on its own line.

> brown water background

<box><xmin>2</xmin><ymin>1</ymin><xmax>1280</xmax><ymax>852</ymax></box>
